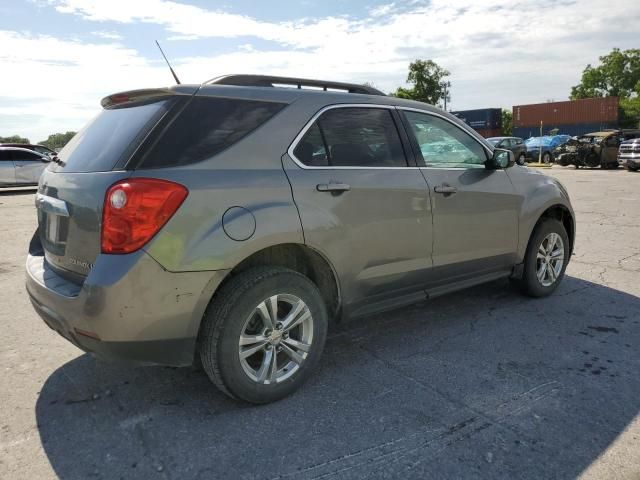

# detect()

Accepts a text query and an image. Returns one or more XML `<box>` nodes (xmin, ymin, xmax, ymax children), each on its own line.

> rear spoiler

<box><xmin>100</xmin><ymin>86</ymin><xmax>199</xmax><ymax>108</ymax></box>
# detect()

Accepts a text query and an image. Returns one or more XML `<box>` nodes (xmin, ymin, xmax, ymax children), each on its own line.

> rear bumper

<box><xmin>26</xmin><ymin>247</ymin><xmax>229</xmax><ymax>366</ymax></box>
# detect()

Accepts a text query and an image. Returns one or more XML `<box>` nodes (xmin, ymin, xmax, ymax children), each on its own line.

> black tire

<box><xmin>199</xmin><ymin>266</ymin><xmax>328</xmax><ymax>404</ymax></box>
<box><xmin>518</xmin><ymin>153</ymin><xmax>526</xmax><ymax>165</ymax></box>
<box><xmin>628</xmin><ymin>166</ymin><xmax>638</xmax><ymax>172</ymax></box>
<box><xmin>514</xmin><ymin>218</ymin><xmax>570</xmax><ymax>298</ymax></box>
<box><xmin>542</xmin><ymin>152</ymin><xmax>552</xmax><ymax>164</ymax></box>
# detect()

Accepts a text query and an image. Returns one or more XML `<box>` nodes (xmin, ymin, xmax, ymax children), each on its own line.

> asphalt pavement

<box><xmin>1</xmin><ymin>167</ymin><xmax>639</xmax><ymax>479</ymax></box>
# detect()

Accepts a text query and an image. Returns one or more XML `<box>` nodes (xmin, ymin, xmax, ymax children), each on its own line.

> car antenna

<box><xmin>155</xmin><ymin>40</ymin><xmax>181</xmax><ymax>85</ymax></box>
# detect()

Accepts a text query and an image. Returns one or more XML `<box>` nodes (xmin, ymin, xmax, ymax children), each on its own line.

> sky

<box><xmin>1</xmin><ymin>0</ymin><xmax>639</xmax><ymax>142</ymax></box>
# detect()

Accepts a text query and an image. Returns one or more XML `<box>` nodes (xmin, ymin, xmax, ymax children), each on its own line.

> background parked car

<box><xmin>0</xmin><ymin>147</ymin><xmax>51</xmax><ymax>186</ymax></box>
<box><xmin>525</xmin><ymin>135</ymin><xmax>571</xmax><ymax>163</ymax></box>
<box><xmin>0</xmin><ymin>143</ymin><xmax>56</xmax><ymax>157</ymax></box>
<box><xmin>486</xmin><ymin>137</ymin><xmax>527</xmax><ymax>164</ymax></box>
<box><xmin>618</xmin><ymin>138</ymin><xmax>640</xmax><ymax>171</ymax></box>
<box><xmin>554</xmin><ymin>131</ymin><xmax>625</xmax><ymax>169</ymax></box>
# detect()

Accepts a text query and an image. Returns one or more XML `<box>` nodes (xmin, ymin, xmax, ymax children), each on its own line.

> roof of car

<box><xmin>205</xmin><ymin>74</ymin><xmax>386</xmax><ymax>96</ymax></box>
<box><xmin>583</xmin><ymin>131</ymin><xmax>616</xmax><ymax>137</ymax></box>
<box><xmin>0</xmin><ymin>143</ymin><xmax>51</xmax><ymax>149</ymax></box>
<box><xmin>0</xmin><ymin>146</ymin><xmax>47</xmax><ymax>155</ymax></box>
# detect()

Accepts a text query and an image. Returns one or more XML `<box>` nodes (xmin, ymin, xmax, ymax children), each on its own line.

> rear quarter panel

<box><xmin>139</xmin><ymin>98</ymin><xmax>320</xmax><ymax>272</ymax></box>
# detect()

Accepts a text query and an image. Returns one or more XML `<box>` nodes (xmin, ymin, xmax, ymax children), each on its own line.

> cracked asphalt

<box><xmin>1</xmin><ymin>168</ymin><xmax>639</xmax><ymax>479</ymax></box>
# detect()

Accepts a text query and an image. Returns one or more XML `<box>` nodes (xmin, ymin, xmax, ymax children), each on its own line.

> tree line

<box><xmin>388</xmin><ymin>48</ymin><xmax>639</xmax><ymax>135</ymax></box>
<box><xmin>0</xmin><ymin>132</ymin><xmax>76</xmax><ymax>151</ymax></box>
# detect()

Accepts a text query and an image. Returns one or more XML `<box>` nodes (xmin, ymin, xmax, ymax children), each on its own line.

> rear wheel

<box><xmin>514</xmin><ymin>218</ymin><xmax>569</xmax><ymax>297</ymax></box>
<box><xmin>199</xmin><ymin>267</ymin><xmax>328</xmax><ymax>404</ymax></box>
<box><xmin>542</xmin><ymin>152</ymin><xmax>552</xmax><ymax>164</ymax></box>
<box><xmin>518</xmin><ymin>153</ymin><xmax>526</xmax><ymax>165</ymax></box>
<box><xmin>628</xmin><ymin>165</ymin><xmax>638</xmax><ymax>172</ymax></box>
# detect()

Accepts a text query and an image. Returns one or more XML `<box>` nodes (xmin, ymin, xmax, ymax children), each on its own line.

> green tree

<box><xmin>38</xmin><ymin>131</ymin><xmax>76</xmax><ymax>151</ymax></box>
<box><xmin>394</xmin><ymin>59</ymin><xmax>451</xmax><ymax>106</ymax></box>
<box><xmin>502</xmin><ymin>109</ymin><xmax>513</xmax><ymax>136</ymax></box>
<box><xmin>570</xmin><ymin>48</ymin><xmax>640</xmax><ymax>99</ymax></box>
<box><xmin>0</xmin><ymin>135</ymin><xmax>30</xmax><ymax>144</ymax></box>
<box><xmin>619</xmin><ymin>96</ymin><xmax>640</xmax><ymax>128</ymax></box>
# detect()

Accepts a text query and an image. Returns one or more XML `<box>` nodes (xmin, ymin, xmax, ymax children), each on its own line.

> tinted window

<box><xmin>0</xmin><ymin>151</ymin><xmax>11</xmax><ymax>161</ymax></box>
<box><xmin>141</xmin><ymin>97</ymin><xmax>286</xmax><ymax>168</ymax></box>
<box><xmin>12</xmin><ymin>150</ymin><xmax>41</xmax><ymax>161</ymax></box>
<box><xmin>294</xmin><ymin>107</ymin><xmax>407</xmax><ymax>167</ymax></box>
<box><xmin>57</xmin><ymin>99</ymin><xmax>171</xmax><ymax>173</ymax></box>
<box><xmin>404</xmin><ymin>111</ymin><xmax>488</xmax><ymax>168</ymax></box>
<box><xmin>514</xmin><ymin>138</ymin><xmax>523</xmax><ymax>145</ymax></box>
<box><xmin>34</xmin><ymin>146</ymin><xmax>53</xmax><ymax>155</ymax></box>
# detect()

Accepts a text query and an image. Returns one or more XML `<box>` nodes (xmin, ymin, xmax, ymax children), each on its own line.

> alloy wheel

<box><xmin>238</xmin><ymin>294</ymin><xmax>314</xmax><ymax>384</ymax></box>
<box><xmin>536</xmin><ymin>232</ymin><xmax>564</xmax><ymax>287</ymax></box>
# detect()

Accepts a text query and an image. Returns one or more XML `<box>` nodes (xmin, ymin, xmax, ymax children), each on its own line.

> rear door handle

<box><xmin>317</xmin><ymin>183</ymin><xmax>351</xmax><ymax>193</ymax></box>
<box><xmin>434</xmin><ymin>184</ymin><xmax>457</xmax><ymax>195</ymax></box>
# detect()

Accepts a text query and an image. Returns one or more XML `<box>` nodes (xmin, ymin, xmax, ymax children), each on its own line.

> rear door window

<box><xmin>0</xmin><ymin>151</ymin><xmax>11</xmax><ymax>161</ymax></box>
<box><xmin>293</xmin><ymin>107</ymin><xmax>407</xmax><ymax>167</ymax></box>
<box><xmin>55</xmin><ymin>99</ymin><xmax>172</xmax><ymax>173</ymax></box>
<box><xmin>11</xmin><ymin>150</ymin><xmax>41</xmax><ymax>161</ymax></box>
<box><xmin>140</xmin><ymin>96</ymin><xmax>286</xmax><ymax>168</ymax></box>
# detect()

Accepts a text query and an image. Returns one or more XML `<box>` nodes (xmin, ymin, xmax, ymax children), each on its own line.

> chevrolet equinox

<box><xmin>26</xmin><ymin>75</ymin><xmax>575</xmax><ymax>403</ymax></box>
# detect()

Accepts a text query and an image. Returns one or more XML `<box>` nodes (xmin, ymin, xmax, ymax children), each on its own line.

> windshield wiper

<box><xmin>50</xmin><ymin>155</ymin><xmax>66</xmax><ymax>167</ymax></box>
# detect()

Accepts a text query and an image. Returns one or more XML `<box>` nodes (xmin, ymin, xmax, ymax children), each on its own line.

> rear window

<box><xmin>139</xmin><ymin>96</ymin><xmax>286</xmax><ymax>168</ymax></box>
<box><xmin>56</xmin><ymin>99</ymin><xmax>171</xmax><ymax>173</ymax></box>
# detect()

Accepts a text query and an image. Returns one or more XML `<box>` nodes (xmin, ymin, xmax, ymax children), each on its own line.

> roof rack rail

<box><xmin>204</xmin><ymin>74</ymin><xmax>385</xmax><ymax>96</ymax></box>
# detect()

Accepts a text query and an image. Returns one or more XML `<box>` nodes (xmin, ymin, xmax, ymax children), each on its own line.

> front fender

<box><xmin>507</xmin><ymin>167</ymin><xmax>575</xmax><ymax>261</ymax></box>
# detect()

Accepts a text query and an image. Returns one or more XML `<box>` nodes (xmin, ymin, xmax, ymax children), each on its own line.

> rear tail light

<box><xmin>101</xmin><ymin>178</ymin><xmax>188</xmax><ymax>254</ymax></box>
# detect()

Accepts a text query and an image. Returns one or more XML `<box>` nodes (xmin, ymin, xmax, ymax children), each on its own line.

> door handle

<box><xmin>434</xmin><ymin>184</ymin><xmax>457</xmax><ymax>195</ymax></box>
<box><xmin>317</xmin><ymin>183</ymin><xmax>351</xmax><ymax>194</ymax></box>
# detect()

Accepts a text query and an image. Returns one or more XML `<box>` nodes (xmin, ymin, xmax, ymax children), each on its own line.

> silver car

<box><xmin>26</xmin><ymin>75</ymin><xmax>575</xmax><ymax>403</ymax></box>
<box><xmin>0</xmin><ymin>147</ymin><xmax>51</xmax><ymax>186</ymax></box>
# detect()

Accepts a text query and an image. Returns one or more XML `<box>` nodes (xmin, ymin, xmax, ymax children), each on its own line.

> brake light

<box><xmin>101</xmin><ymin>178</ymin><xmax>188</xmax><ymax>254</ymax></box>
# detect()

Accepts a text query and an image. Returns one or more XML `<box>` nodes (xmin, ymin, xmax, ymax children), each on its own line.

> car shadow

<box><xmin>36</xmin><ymin>275</ymin><xmax>640</xmax><ymax>479</ymax></box>
<box><xmin>0</xmin><ymin>187</ymin><xmax>37</xmax><ymax>196</ymax></box>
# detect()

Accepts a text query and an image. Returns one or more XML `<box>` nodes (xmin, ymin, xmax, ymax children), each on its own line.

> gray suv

<box><xmin>26</xmin><ymin>75</ymin><xmax>575</xmax><ymax>403</ymax></box>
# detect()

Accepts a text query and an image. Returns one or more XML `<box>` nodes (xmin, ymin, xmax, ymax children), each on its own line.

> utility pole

<box><xmin>441</xmin><ymin>81</ymin><xmax>451</xmax><ymax>111</ymax></box>
<box><xmin>539</xmin><ymin>121</ymin><xmax>543</xmax><ymax>163</ymax></box>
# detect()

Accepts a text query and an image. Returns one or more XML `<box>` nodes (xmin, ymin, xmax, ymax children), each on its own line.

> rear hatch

<box><xmin>36</xmin><ymin>88</ymin><xmax>188</xmax><ymax>282</ymax></box>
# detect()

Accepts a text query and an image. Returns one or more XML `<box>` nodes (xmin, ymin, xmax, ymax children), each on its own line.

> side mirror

<box><xmin>486</xmin><ymin>148</ymin><xmax>515</xmax><ymax>170</ymax></box>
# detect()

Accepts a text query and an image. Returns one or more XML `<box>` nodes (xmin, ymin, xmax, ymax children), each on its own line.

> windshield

<box><xmin>55</xmin><ymin>99</ymin><xmax>172</xmax><ymax>173</ymax></box>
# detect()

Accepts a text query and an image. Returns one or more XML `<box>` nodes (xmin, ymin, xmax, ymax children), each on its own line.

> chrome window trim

<box><xmin>287</xmin><ymin>103</ymin><xmax>421</xmax><ymax>170</ymax></box>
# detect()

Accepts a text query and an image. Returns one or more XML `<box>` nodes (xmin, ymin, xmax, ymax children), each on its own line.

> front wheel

<box><xmin>514</xmin><ymin>219</ymin><xmax>569</xmax><ymax>297</ymax></box>
<box><xmin>518</xmin><ymin>153</ymin><xmax>526</xmax><ymax>165</ymax></box>
<box><xmin>199</xmin><ymin>267</ymin><xmax>328</xmax><ymax>404</ymax></box>
<box><xmin>542</xmin><ymin>152</ymin><xmax>552</xmax><ymax>164</ymax></box>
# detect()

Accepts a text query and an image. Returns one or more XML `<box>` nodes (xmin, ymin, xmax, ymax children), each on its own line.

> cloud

<box><xmin>370</xmin><ymin>3</ymin><xmax>396</xmax><ymax>17</ymax></box>
<box><xmin>91</xmin><ymin>30</ymin><xmax>123</xmax><ymax>40</ymax></box>
<box><xmin>5</xmin><ymin>0</ymin><xmax>640</xmax><ymax>141</ymax></box>
<box><xmin>0</xmin><ymin>30</ymin><xmax>164</xmax><ymax>140</ymax></box>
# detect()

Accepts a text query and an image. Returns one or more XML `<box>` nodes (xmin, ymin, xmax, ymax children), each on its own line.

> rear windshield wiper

<box><xmin>50</xmin><ymin>155</ymin><xmax>66</xmax><ymax>167</ymax></box>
